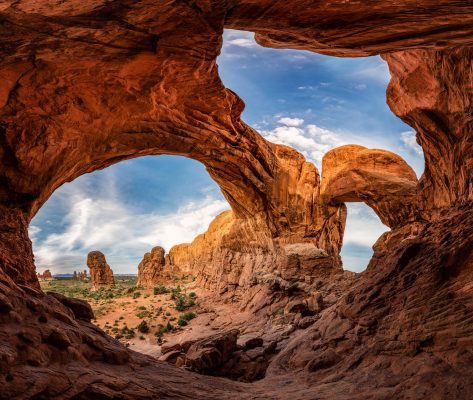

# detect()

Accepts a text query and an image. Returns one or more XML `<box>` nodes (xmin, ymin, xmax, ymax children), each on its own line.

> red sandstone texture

<box><xmin>87</xmin><ymin>251</ymin><xmax>115</xmax><ymax>290</ymax></box>
<box><xmin>137</xmin><ymin>246</ymin><xmax>166</xmax><ymax>288</ymax></box>
<box><xmin>0</xmin><ymin>1</ymin><xmax>473</xmax><ymax>399</ymax></box>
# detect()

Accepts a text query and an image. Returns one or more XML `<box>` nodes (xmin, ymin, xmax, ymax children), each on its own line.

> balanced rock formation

<box><xmin>0</xmin><ymin>1</ymin><xmax>473</xmax><ymax>399</ymax></box>
<box><xmin>137</xmin><ymin>246</ymin><xmax>166</xmax><ymax>288</ymax></box>
<box><xmin>87</xmin><ymin>251</ymin><xmax>115</xmax><ymax>290</ymax></box>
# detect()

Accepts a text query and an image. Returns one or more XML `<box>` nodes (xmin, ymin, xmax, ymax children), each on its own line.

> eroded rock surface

<box><xmin>321</xmin><ymin>145</ymin><xmax>419</xmax><ymax>228</ymax></box>
<box><xmin>137</xmin><ymin>246</ymin><xmax>166</xmax><ymax>288</ymax></box>
<box><xmin>87</xmin><ymin>251</ymin><xmax>115</xmax><ymax>290</ymax></box>
<box><xmin>0</xmin><ymin>1</ymin><xmax>472</xmax><ymax>399</ymax></box>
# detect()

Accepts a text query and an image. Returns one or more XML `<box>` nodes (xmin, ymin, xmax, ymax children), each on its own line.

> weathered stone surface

<box><xmin>86</xmin><ymin>251</ymin><xmax>114</xmax><ymax>290</ymax></box>
<box><xmin>184</xmin><ymin>329</ymin><xmax>239</xmax><ymax>374</ymax></box>
<box><xmin>166</xmin><ymin>210</ymin><xmax>344</xmax><ymax>292</ymax></box>
<box><xmin>384</xmin><ymin>48</ymin><xmax>473</xmax><ymax>213</ymax></box>
<box><xmin>137</xmin><ymin>246</ymin><xmax>166</xmax><ymax>288</ymax></box>
<box><xmin>0</xmin><ymin>1</ymin><xmax>472</xmax><ymax>399</ymax></box>
<box><xmin>47</xmin><ymin>291</ymin><xmax>94</xmax><ymax>322</ymax></box>
<box><xmin>321</xmin><ymin>145</ymin><xmax>419</xmax><ymax>228</ymax></box>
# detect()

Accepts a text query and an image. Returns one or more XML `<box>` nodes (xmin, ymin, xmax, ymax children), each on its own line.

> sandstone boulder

<box><xmin>185</xmin><ymin>329</ymin><xmax>239</xmax><ymax>374</ymax></box>
<box><xmin>87</xmin><ymin>251</ymin><xmax>115</xmax><ymax>290</ymax></box>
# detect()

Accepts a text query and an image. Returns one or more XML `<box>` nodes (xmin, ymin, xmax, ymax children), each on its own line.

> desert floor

<box><xmin>40</xmin><ymin>276</ymin><xmax>203</xmax><ymax>357</ymax></box>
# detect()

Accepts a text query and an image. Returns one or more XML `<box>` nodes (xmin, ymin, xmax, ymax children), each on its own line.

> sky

<box><xmin>29</xmin><ymin>29</ymin><xmax>424</xmax><ymax>275</ymax></box>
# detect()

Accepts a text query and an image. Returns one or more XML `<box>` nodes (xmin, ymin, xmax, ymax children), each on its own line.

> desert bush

<box><xmin>174</xmin><ymin>293</ymin><xmax>195</xmax><ymax>311</ymax></box>
<box><xmin>177</xmin><ymin>312</ymin><xmax>195</xmax><ymax>326</ymax></box>
<box><xmin>137</xmin><ymin>320</ymin><xmax>149</xmax><ymax>333</ymax></box>
<box><xmin>154</xmin><ymin>285</ymin><xmax>170</xmax><ymax>295</ymax></box>
<box><xmin>155</xmin><ymin>322</ymin><xmax>174</xmax><ymax>338</ymax></box>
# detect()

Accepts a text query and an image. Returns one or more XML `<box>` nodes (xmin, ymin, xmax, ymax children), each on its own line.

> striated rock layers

<box><xmin>0</xmin><ymin>1</ymin><xmax>473</xmax><ymax>399</ymax></box>
<box><xmin>165</xmin><ymin>146</ymin><xmax>418</xmax><ymax>291</ymax></box>
<box><xmin>87</xmin><ymin>251</ymin><xmax>115</xmax><ymax>290</ymax></box>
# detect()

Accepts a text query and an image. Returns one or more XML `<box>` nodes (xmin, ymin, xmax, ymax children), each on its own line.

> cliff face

<box><xmin>1</xmin><ymin>1</ymin><xmax>473</xmax><ymax>399</ymax></box>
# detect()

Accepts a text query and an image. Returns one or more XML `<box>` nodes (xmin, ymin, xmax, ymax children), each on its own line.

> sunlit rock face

<box><xmin>87</xmin><ymin>251</ymin><xmax>115</xmax><ymax>290</ymax></box>
<box><xmin>321</xmin><ymin>145</ymin><xmax>419</xmax><ymax>228</ymax></box>
<box><xmin>0</xmin><ymin>1</ymin><xmax>473</xmax><ymax>399</ymax></box>
<box><xmin>137</xmin><ymin>246</ymin><xmax>166</xmax><ymax>288</ymax></box>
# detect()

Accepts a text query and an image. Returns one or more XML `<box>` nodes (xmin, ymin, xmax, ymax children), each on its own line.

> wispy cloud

<box><xmin>30</xmin><ymin>178</ymin><xmax>228</xmax><ymax>275</ymax></box>
<box><xmin>349</xmin><ymin>58</ymin><xmax>391</xmax><ymax>84</ymax></box>
<box><xmin>400</xmin><ymin>130</ymin><xmax>423</xmax><ymax>155</ymax></box>
<box><xmin>225</xmin><ymin>37</ymin><xmax>257</xmax><ymax>48</ymax></box>
<box><xmin>341</xmin><ymin>203</ymin><xmax>389</xmax><ymax>272</ymax></box>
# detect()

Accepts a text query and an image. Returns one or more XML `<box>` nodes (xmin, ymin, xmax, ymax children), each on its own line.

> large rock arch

<box><xmin>1</xmin><ymin>1</ymin><xmax>473</xmax><ymax>398</ymax></box>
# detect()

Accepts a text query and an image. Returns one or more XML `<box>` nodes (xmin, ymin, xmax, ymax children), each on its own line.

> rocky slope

<box><xmin>0</xmin><ymin>1</ymin><xmax>472</xmax><ymax>399</ymax></box>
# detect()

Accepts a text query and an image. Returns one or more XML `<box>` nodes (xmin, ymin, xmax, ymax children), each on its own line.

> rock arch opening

<box><xmin>30</xmin><ymin>155</ymin><xmax>229</xmax><ymax>275</ymax></box>
<box><xmin>1</xmin><ymin>3</ymin><xmax>473</xmax><ymax>398</ymax></box>
<box><xmin>340</xmin><ymin>203</ymin><xmax>389</xmax><ymax>272</ymax></box>
<box><xmin>218</xmin><ymin>29</ymin><xmax>424</xmax><ymax>273</ymax></box>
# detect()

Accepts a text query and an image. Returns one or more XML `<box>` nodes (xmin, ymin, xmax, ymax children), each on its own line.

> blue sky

<box><xmin>29</xmin><ymin>30</ymin><xmax>424</xmax><ymax>275</ymax></box>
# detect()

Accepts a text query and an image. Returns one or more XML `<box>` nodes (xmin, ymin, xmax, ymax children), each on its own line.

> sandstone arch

<box><xmin>321</xmin><ymin>144</ymin><xmax>419</xmax><ymax>228</ymax></box>
<box><xmin>1</xmin><ymin>1</ymin><xmax>473</xmax><ymax>398</ymax></box>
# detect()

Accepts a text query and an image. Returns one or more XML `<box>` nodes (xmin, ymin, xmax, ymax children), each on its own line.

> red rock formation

<box><xmin>137</xmin><ymin>246</ymin><xmax>166</xmax><ymax>288</ymax></box>
<box><xmin>321</xmin><ymin>145</ymin><xmax>418</xmax><ymax>228</ymax></box>
<box><xmin>383</xmin><ymin>48</ymin><xmax>473</xmax><ymax>212</ymax></box>
<box><xmin>86</xmin><ymin>251</ymin><xmax>115</xmax><ymax>290</ymax></box>
<box><xmin>0</xmin><ymin>1</ymin><xmax>472</xmax><ymax>399</ymax></box>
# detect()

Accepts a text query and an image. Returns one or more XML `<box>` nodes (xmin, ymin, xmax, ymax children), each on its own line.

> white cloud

<box><xmin>278</xmin><ymin>117</ymin><xmax>304</xmax><ymax>127</ymax></box>
<box><xmin>225</xmin><ymin>38</ymin><xmax>256</xmax><ymax>48</ymax></box>
<box><xmin>400</xmin><ymin>130</ymin><xmax>423</xmax><ymax>155</ymax></box>
<box><xmin>341</xmin><ymin>203</ymin><xmax>389</xmax><ymax>272</ymax></box>
<box><xmin>261</xmin><ymin>118</ymin><xmax>344</xmax><ymax>166</ymax></box>
<box><xmin>30</xmin><ymin>183</ymin><xmax>228</xmax><ymax>275</ymax></box>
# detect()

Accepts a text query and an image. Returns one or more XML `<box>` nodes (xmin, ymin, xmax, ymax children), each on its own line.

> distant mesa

<box><xmin>87</xmin><ymin>251</ymin><xmax>115</xmax><ymax>290</ymax></box>
<box><xmin>37</xmin><ymin>269</ymin><xmax>53</xmax><ymax>280</ymax></box>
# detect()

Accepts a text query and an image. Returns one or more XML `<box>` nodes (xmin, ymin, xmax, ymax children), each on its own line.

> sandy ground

<box><xmin>40</xmin><ymin>277</ymin><xmax>204</xmax><ymax>357</ymax></box>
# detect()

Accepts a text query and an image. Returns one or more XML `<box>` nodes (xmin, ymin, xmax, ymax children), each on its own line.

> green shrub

<box><xmin>173</xmin><ymin>293</ymin><xmax>195</xmax><ymax>311</ymax></box>
<box><xmin>153</xmin><ymin>285</ymin><xmax>170</xmax><ymax>295</ymax></box>
<box><xmin>137</xmin><ymin>320</ymin><xmax>149</xmax><ymax>333</ymax></box>
<box><xmin>154</xmin><ymin>322</ymin><xmax>174</xmax><ymax>338</ymax></box>
<box><xmin>177</xmin><ymin>312</ymin><xmax>195</xmax><ymax>326</ymax></box>
<box><xmin>120</xmin><ymin>326</ymin><xmax>135</xmax><ymax>339</ymax></box>
<box><xmin>136</xmin><ymin>310</ymin><xmax>149</xmax><ymax>319</ymax></box>
<box><xmin>170</xmin><ymin>286</ymin><xmax>182</xmax><ymax>300</ymax></box>
<box><xmin>133</xmin><ymin>291</ymin><xmax>141</xmax><ymax>299</ymax></box>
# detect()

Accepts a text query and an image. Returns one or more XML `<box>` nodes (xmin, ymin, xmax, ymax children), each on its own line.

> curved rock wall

<box><xmin>321</xmin><ymin>145</ymin><xmax>418</xmax><ymax>228</ymax></box>
<box><xmin>0</xmin><ymin>1</ymin><xmax>473</xmax><ymax>398</ymax></box>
